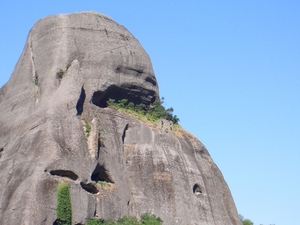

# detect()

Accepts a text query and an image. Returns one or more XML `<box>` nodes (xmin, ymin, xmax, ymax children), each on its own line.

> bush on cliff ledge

<box><xmin>107</xmin><ymin>97</ymin><xmax>179</xmax><ymax>124</ymax></box>
<box><xmin>86</xmin><ymin>212</ymin><xmax>163</xmax><ymax>225</ymax></box>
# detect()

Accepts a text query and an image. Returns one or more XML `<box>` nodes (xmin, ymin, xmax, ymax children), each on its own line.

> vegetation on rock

<box><xmin>107</xmin><ymin>97</ymin><xmax>179</xmax><ymax>124</ymax></box>
<box><xmin>86</xmin><ymin>213</ymin><xmax>163</xmax><ymax>225</ymax></box>
<box><xmin>239</xmin><ymin>215</ymin><xmax>254</xmax><ymax>225</ymax></box>
<box><xmin>85</xmin><ymin>122</ymin><xmax>91</xmax><ymax>137</ymax></box>
<box><xmin>56</xmin><ymin>183</ymin><xmax>72</xmax><ymax>225</ymax></box>
<box><xmin>56</xmin><ymin>69</ymin><xmax>64</xmax><ymax>79</ymax></box>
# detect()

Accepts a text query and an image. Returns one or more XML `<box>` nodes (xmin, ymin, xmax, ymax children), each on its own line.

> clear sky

<box><xmin>0</xmin><ymin>1</ymin><xmax>299</xmax><ymax>225</ymax></box>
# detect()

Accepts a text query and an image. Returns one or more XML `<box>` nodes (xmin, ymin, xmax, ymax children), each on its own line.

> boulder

<box><xmin>0</xmin><ymin>12</ymin><xmax>241</xmax><ymax>225</ymax></box>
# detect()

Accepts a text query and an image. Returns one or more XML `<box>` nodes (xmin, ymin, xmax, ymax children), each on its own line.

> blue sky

<box><xmin>1</xmin><ymin>1</ymin><xmax>299</xmax><ymax>225</ymax></box>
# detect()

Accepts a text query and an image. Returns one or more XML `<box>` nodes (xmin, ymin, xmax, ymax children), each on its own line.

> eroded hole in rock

<box><xmin>76</xmin><ymin>86</ymin><xmax>86</xmax><ymax>115</ymax></box>
<box><xmin>193</xmin><ymin>184</ymin><xmax>202</xmax><ymax>196</ymax></box>
<box><xmin>145</xmin><ymin>76</ymin><xmax>157</xmax><ymax>86</ymax></box>
<box><xmin>115</xmin><ymin>66</ymin><xmax>143</xmax><ymax>75</ymax></box>
<box><xmin>122</xmin><ymin>124</ymin><xmax>129</xmax><ymax>144</ymax></box>
<box><xmin>0</xmin><ymin>147</ymin><xmax>3</xmax><ymax>158</ymax></box>
<box><xmin>80</xmin><ymin>182</ymin><xmax>99</xmax><ymax>194</ymax></box>
<box><xmin>91</xmin><ymin>163</ymin><xmax>114</xmax><ymax>183</ymax></box>
<box><xmin>91</xmin><ymin>84</ymin><xmax>156</xmax><ymax>108</ymax></box>
<box><xmin>49</xmin><ymin>170</ymin><xmax>78</xmax><ymax>181</ymax></box>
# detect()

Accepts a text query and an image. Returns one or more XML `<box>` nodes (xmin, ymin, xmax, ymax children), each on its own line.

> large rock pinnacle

<box><xmin>0</xmin><ymin>12</ymin><xmax>241</xmax><ymax>225</ymax></box>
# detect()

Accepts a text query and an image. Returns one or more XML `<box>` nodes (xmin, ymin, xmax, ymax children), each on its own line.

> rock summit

<box><xmin>0</xmin><ymin>12</ymin><xmax>241</xmax><ymax>225</ymax></box>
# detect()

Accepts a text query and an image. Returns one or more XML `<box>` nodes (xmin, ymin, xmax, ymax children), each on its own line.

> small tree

<box><xmin>242</xmin><ymin>219</ymin><xmax>253</xmax><ymax>225</ymax></box>
<box><xmin>140</xmin><ymin>213</ymin><xmax>163</xmax><ymax>225</ymax></box>
<box><xmin>56</xmin><ymin>183</ymin><xmax>72</xmax><ymax>225</ymax></box>
<box><xmin>239</xmin><ymin>214</ymin><xmax>253</xmax><ymax>225</ymax></box>
<box><xmin>117</xmin><ymin>216</ymin><xmax>140</xmax><ymax>225</ymax></box>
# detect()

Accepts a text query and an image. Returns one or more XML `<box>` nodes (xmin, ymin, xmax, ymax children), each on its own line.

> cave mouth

<box><xmin>91</xmin><ymin>84</ymin><xmax>156</xmax><ymax>108</ymax></box>
<box><xmin>49</xmin><ymin>170</ymin><xmax>78</xmax><ymax>181</ymax></box>
<box><xmin>91</xmin><ymin>163</ymin><xmax>114</xmax><ymax>183</ymax></box>
<box><xmin>80</xmin><ymin>182</ymin><xmax>99</xmax><ymax>194</ymax></box>
<box><xmin>193</xmin><ymin>184</ymin><xmax>203</xmax><ymax>196</ymax></box>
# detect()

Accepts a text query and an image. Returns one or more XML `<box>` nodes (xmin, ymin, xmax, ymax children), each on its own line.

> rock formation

<box><xmin>0</xmin><ymin>12</ymin><xmax>241</xmax><ymax>225</ymax></box>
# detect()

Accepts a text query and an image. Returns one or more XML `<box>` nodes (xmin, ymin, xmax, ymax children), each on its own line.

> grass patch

<box><xmin>96</xmin><ymin>181</ymin><xmax>111</xmax><ymax>187</ymax></box>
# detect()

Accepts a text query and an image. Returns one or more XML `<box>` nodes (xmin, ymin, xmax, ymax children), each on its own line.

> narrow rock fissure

<box><xmin>49</xmin><ymin>170</ymin><xmax>78</xmax><ymax>181</ymax></box>
<box><xmin>122</xmin><ymin>124</ymin><xmax>129</xmax><ymax>144</ymax></box>
<box><xmin>76</xmin><ymin>85</ymin><xmax>86</xmax><ymax>115</ymax></box>
<box><xmin>0</xmin><ymin>147</ymin><xmax>3</xmax><ymax>158</ymax></box>
<box><xmin>29</xmin><ymin>40</ymin><xmax>40</xmax><ymax>103</ymax></box>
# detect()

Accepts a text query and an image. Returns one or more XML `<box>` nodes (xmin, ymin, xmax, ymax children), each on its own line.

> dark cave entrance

<box><xmin>91</xmin><ymin>84</ymin><xmax>156</xmax><ymax>108</ymax></box>
<box><xmin>91</xmin><ymin>163</ymin><xmax>114</xmax><ymax>183</ymax></box>
<box><xmin>193</xmin><ymin>184</ymin><xmax>203</xmax><ymax>196</ymax></box>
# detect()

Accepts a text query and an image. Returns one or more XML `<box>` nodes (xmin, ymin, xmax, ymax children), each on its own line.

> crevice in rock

<box><xmin>29</xmin><ymin>40</ymin><xmax>40</xmax><ymax>103</ymax></box>
<box><xmin>122</xmin><ymin>124</ymin><xmax>129</xmax><ymax>144</ymax></box>
<box><xmin>0</xmin><ymin>147</ymin><xmax>3</xmax><ymax>159</ymax></box>
<box><xmin>91</xmin><ymin>84</ymin><xmax>156</xmax><ymax>108</ymax></box>
<box><xmin>34</xmin><ymin>71</ymin><xmax>39</xmax><ymax>86</ymax></box>
<box><xmin>91</xmin><ymin>163</ymin><xmax>114</xmax><ymax>183</ymax></box>
<box><xmin>80</xmin><ymin>182</ymin><xmax>99</xmax><ymax>194</ymax></box>
<box><xmin>93</xmin><ymin>203</ymin><xmax>97</xmax><ymax>217</ymax></box>
<box><xmin>193</xmin><ymin>184</ymin><xmax>203</xmax><ymax>196</ymax></box>
<box><xmin>145</xmin><ymin>76</ymin><xmax>157</xmax><ymax>86</ymax></box>
<box><xmin>115</xmin><ymin>65</ymin><xmax>143</xmax><ymax>75</ymax></box>
<box><xmin>97</xmin><ymin>129</ymin><xmax>105</xmax><ymax>159</ymax></box>
<box><xmin>76</xmin><ymin>85</ymin><xmax>86</xmax><ymax>115</ymax></box>
<box><xmin>49</xmin><ymin>170</ymin><xmax>78</xmax><ymax>181</ymax></box>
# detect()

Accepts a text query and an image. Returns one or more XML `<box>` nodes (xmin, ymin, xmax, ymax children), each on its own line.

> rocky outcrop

<box><xmin>0</xmin><ymin>12</ymin><xmax>241</xmax><ymax>225</ymax></box>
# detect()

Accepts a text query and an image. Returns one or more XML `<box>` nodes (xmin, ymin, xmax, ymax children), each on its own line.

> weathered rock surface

<box><xmin>0</xmin><ymin>12</ymin><xmax>241</xmax><ymax>225</ymax></box>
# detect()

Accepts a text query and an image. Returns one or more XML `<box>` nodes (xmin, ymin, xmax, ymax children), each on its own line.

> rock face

<box><xmin>0</xmin><ymin>12</ymin><xmax>241</xmax><ymax>225</ymax></box>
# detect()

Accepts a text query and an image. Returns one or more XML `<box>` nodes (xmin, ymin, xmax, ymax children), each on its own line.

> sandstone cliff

<box><xmin>0</xmin><ymin>12</ymin><xmax>241</xmax><ymax>225</ymax></box>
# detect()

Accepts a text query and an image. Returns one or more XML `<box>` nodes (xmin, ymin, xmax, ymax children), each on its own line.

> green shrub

<box><xmin>106</xmin><ymin>97</ymin><xmax>179</xmax><ymax>124</ymax></box>
<box><xmin>56</xmin><ymin>69</ymin><xmax>64</xmax><ymax>79</ymax></box>
<box><xmin>86</xmin><ymin>218</ymin><xmax>102</xmax><ymax>225</ymax></box>
<box><xmin>116</xmin><ymin>99</ymin><xmax>128</xmax><ymax>109</ymax></box>
<box><xmin>140</xmin><ymin>213</ymin><xmax>163</xmax><ymax>225</ymax></box>
<box><xmin>107</xmin><ymin>98</ymin><xmax>115</xmax><ymax>107</ymax></box>
<box><xmin>56</xmin><ymin>183</ymin><xmax>72</xmax><ymax>225</ymax></box>
<box><xmin>117</xmin><ymin>216</ymin><xmax>140</xmax><ymax>225</ymax></box>
<box><xmin>89</xmin><ymin>213</ymin><xmax>163</xmax><ymax>225</ymax></box>
<box><xmin>101</xmin><ymin>219</ymin><xmax>117</xmax><ymax>225</ymax></box>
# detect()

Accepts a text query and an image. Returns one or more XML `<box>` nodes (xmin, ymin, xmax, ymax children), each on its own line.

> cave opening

<box><xmin>91</xmin><ymin>163</ymin><xmax>114</xmax><ymax>183</ymax></box>
<box><xmin>91</xmin><ymin>84</ymin><xmax>156</xmax><ymax>108</ymax></box>
<box><xmin>80</xmin><ymin>182</ymin><xmax>99</xmax><ymax>194</ymax></box>
<box><xmin>193</xmin><ymin>184</ymin><xmax>202</xmax><ymax>196</ymax></box>
<box><xmin>49</xmin><ymin>170</ymin><xmax>78</xmax><ymax>181</ymax></box>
